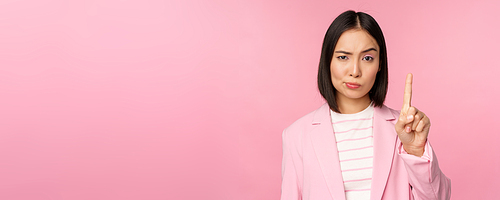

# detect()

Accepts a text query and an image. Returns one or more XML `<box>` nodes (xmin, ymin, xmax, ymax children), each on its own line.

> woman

<box><xmin>281</xmin><ymin>11</ymin><xmax>451</xmax><ymax>200</ymax></box>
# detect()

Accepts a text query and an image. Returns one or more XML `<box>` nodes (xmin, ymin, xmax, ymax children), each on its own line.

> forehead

<box><xmin>335</xmin><ymin>29</ymin><xmax>379</xmax><ymax>51</ymax></box>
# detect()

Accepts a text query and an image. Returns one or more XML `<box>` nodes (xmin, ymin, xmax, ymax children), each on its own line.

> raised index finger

<box><xmin>402</xmin><ymin>73</ymin><xmax>413</xmax><ymax>111</ymax></box>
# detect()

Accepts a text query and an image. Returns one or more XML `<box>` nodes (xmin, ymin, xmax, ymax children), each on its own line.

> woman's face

<box><xmin>330</xmin><ymin>29</ymin><xmax>380</xmax><ymax>103</ymax></box>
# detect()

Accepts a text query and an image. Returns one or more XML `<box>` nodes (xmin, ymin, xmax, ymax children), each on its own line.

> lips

<box><xmin>345</xmin><ymin>82</ymin><xmax>360</xmax><ymax>89</ymax></box>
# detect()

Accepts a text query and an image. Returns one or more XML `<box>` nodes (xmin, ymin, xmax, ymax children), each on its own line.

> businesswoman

<box><xmin>281</xmin><ymin>11</ymin><xmax>451</xmax><ymax>200</ymax></box>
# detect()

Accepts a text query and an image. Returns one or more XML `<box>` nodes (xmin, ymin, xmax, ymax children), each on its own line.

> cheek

<box><xmin>330</xmin><ymin>69</ymin><xmax>345</xmax><ymax>87</ymax></box>
<box><xmin>368</xmin><ymin>69</ymin><xmax>378</xmax><ymax>80</ymax></box>
<box><xmin>366</xmin><ymin>69</ymin><xmax>379</xmax><ymax>88</ymax></box>
<box><xmin>366</xmin><ymin>62</ymin><xmax>379</xmax><ymax>79</ymax></box>
<box><xmin>329</xmin><ymin>63</ymin><xmax>345</xmax><ymax>80</ymax></box>
<box><xmin>330</xmin><ymin>68</ymin><xmax>341</xmax><ymax>79</ymax></box>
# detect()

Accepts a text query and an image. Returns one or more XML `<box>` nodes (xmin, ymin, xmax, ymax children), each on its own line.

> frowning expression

<box><xmin>330</xmin><ymin>29</ymin><xmax>380</xmax><ymax>103</ymax></box>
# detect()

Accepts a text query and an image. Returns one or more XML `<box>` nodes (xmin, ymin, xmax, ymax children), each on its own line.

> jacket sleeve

<box><xmin>398</xmin><ymin>141</ymin><xmax>451</xmax><ymax>200</ymax></box>
<box><xmin>281</xmin><ymin>129</ymin><xmax>303</xmax><ymax>200</ymax></box>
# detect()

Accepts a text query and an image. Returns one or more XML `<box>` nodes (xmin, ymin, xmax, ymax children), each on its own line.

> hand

<box><xmin>394</xmin><ymin>73</ymin><xmax>430</xmax><ymax>157</ymax></box>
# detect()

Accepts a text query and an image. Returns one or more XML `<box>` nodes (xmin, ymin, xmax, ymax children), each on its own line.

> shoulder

<box><xmin>374</xmin><ymin>104</ymin><xmax>400</xmax><ymax>120</ymax></box>
<box><xmin>283</xmin><ymin>103</ymin><xmax>329</xmax><ymax>138</ymax></box>
<box><xmin>384</xmin><ymin>105</ymin><xmax>400</xmax><ymax>116</ymax></box>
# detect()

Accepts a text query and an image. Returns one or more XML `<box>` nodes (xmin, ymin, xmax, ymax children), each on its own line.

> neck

<box><xmin>336</xmin><ymin>95</ymin><xmax>372</xmax><ymax>114</ymax></box>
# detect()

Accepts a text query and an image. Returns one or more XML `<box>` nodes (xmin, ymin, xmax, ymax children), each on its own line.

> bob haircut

<box><xmin>317</xmin><ymin>10</ymin><xmax>388</xmax><ymax>113</ymax></box>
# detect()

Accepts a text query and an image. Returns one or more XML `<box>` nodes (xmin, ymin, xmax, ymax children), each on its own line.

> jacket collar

<box><xmin>310</xmin><ymin>103</ymin><xmax>398</xmax><ymax>200</ymax></box>
<box><xmin>311</xmin><ymin>103</ymin><xmax>396</xmax><ymax>123</ymax></box>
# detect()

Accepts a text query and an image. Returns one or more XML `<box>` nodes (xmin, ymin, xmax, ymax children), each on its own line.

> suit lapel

<box><xmin>370</xmin><ymin>105</ymin><xmax>398</xmax><ymax>200</ymax></box>
<box><xmin>310</xmin><ymin>104</ymin><xmax>346</xmax><ymax>200</ymax></box>
<box><xmin>310</xmin><ymin>104</ymin><xmax>398</xmax><ymax>200</ymax></box>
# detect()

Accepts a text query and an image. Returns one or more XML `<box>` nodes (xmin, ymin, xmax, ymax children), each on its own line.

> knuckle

<box><xmin>409</xmin><ymin>107</ymin><xmax>415</xmax><ymax>112</ymax></box>
<box><xmin>411</xmin><ymin>107</ymin><xmax>418</xmax><ymax>114</ymax></box>
<box><xmin>424</xmin><ymin>116</ymin><xmax>430</xmax><ymax>122</ymax></box>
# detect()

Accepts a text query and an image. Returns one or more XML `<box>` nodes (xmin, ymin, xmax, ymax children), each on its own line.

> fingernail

<box><xmin>405</xmin><ymin>126</ymin><xmax>411</xmax><ymax>133</ymax></box>
<box><xmin>407</xmin><ymin>115</ymin><xmax>413</xmax><ymax>121</ymax></box>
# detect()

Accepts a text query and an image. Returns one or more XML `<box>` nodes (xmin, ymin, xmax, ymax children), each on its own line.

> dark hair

<box><xmin>317</xmin><ymin>10</ymin><xmax>388</xmax><ymax>113</ymax></box>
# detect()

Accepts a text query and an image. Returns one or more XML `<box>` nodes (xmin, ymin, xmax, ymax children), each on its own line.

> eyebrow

<box><xmin>334</xmin><ymin>48</ymin><xmax>378</xmax><ymax>54</ymax></box>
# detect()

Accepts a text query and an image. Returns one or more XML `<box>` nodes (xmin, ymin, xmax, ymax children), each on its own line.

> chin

<box><xmin>343</xmin><ymin>91</ymin><xmax>370</xmax><ymax>100</ymax></box>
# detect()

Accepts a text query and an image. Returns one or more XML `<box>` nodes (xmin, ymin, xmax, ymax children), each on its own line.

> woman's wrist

<box><xmin>402</xmin><ymin>144</ymin><xmax>425</xmax><ymax>157</ymax></box>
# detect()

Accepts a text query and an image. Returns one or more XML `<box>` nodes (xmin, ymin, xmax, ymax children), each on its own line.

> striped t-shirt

<box><xmin>330</xmin><ymin>103</ymin><xmax>374</xmax><ymax>200</ymax></box>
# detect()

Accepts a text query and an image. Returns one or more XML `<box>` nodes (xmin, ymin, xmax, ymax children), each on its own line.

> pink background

<box><xmin>0</xmin><ymin>0</ymin><xmax>499</xmax><ymax>199</ymax></box>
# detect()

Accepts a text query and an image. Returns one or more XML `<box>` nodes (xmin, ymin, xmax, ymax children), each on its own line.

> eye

<box><xmin>362</xmin><ymin>56</ymin><xmax>374</xmax><ymax>61</ymax></box>
<box><xmin>337</xmin><ymin>56</ymin><xmax>348</xmax><ymax>60</ymax></box>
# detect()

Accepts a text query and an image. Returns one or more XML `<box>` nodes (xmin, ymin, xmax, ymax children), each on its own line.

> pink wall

<box><xmin>0</xmin><ymin>0</ymin><xmax>498</xmax><ymax>199</ymax></box>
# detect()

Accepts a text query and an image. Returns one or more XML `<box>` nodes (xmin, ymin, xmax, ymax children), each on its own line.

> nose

<box><xmin>349</xmin><ymin>60</ymin><xmax>361</xmax><ymax>78</ymax></box>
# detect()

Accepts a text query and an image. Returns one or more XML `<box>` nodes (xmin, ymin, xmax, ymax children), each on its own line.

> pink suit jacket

<box><xmin>281</xmin><ymin>103</ymin><xmax>451</xmax><ymax>200</ymax></box>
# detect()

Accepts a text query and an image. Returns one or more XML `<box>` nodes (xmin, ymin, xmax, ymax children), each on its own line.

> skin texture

<box><xmin>394</xmin><ymin>74</ymin><xmax>429</xmax><ymax>157</ymax></box>
<box><xmin>330</xmin><ymin>29</ymin><xmax>380</xmax><ymax>114</ymax></box>
<box><xmin>331</xmin><ymin>29</ymin><xmax>429</xmax><ymax>157</ymax></box>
